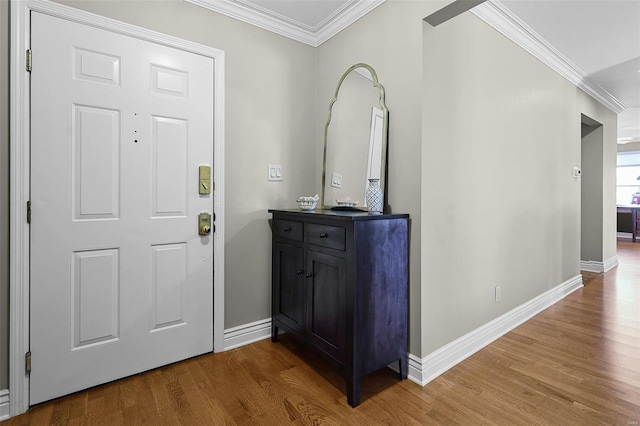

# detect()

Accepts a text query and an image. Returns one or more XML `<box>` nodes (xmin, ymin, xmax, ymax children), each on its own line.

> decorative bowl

<box><xmin>335</xmin><ymin>198</ymin><xmax>359</xmax><ymax>208</ymax></box>
<box><xmin>297</xmin><ymin>194</ymin><xmax>319</xmax><ymax>211</ymax></box>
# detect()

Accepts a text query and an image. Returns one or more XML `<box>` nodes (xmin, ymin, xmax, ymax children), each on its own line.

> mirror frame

<box><xmin>321</xmin><ymin>63</ymin><xmax>389</xmax><ymax>210</ymax></box>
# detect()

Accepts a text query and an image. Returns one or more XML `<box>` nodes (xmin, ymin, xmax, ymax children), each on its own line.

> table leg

<box><xmin>346</xmin><ymin>374</ymin><xmax>361</xmax><ymax>408</ymax></box>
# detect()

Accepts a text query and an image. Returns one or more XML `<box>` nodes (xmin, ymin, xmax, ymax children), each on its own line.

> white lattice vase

<box><xmin>365</xmin><ymin>178</ymin><xmax>383</xmax><ymax>214</ymax></box>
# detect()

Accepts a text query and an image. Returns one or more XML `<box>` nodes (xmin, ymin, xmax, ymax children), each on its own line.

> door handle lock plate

<box><xmin>199</xmin><ymin>165</ymin><xmax>211</xmax><ymax>195</ymax></box>
<box><xmin>199</xmin><ymin>212</ymin><xmax>212</xmax><ymax>235</ymax></box>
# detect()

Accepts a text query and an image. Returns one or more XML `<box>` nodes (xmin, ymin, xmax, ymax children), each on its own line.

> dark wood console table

<box><xmin>617</xmin><ymin>205</ymin><xmax>639</xmax><ymax>242</ymax></box>
<box><xmin>269</xmin><ymin>209</ymin><xmax>409</xmax><ymax>407</ymax></box>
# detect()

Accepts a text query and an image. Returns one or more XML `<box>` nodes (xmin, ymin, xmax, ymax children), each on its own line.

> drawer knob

<box><xmin>284</xmin><ymin>226</ymin><xmax>292</xmax><ymax>232</ymax></box>
<box><xmin>296</xmin><ymin>270</ymin><xmax>303</xmax><ymax>275</ymax></box>
<box><xmin>319</xmin><ymin>233</ymin><xmax>328</xmax><ymax>238</ymax></box>
<box><xmin>305</xmin><ymin>273</ymin><xmax>312</xmax><ymax>278</ymax></box>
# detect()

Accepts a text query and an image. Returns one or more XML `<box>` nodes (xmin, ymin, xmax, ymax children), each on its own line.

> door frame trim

<box><xmin>9</xmin><ymin>0</ymin><xmax>226</xmax><ymax>416</ymax></box>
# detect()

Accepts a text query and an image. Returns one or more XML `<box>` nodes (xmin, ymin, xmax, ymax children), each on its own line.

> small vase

<box><xmin>365</xmin><ymin>178</ymin><xmax>383</xmax><ymax>214</ymax></box>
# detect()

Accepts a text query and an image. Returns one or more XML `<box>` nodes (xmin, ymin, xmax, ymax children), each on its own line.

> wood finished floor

<box><xmin>3</xmin><ymin>242</ymin><xmax>639</xmax><ymax>425</ymax></box>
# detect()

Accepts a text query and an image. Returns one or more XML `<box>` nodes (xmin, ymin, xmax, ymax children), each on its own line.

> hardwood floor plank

<box><xmin>3</xmin><ymin>242</ymin><xmax>639</xmax><ymax>425</ymax></box>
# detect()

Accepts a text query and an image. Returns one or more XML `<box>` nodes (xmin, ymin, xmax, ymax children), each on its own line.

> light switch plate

<box><xmin>268</xmin><ymin>164</ymin><xmax>283</xmax><ymax>181</ymax></box>
<box><xmin>331</xmin><ymin>172</ymin><xmax>342</xmax><ymax>188</ymax></box>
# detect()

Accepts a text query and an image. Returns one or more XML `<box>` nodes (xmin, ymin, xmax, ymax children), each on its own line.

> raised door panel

<box><xmin>273</xmin><ymin>242</ymin><xmax>305</xmax><ymax>335</ymax></box>
<box><xmin>72</xmin><ymin>105</ymin><xmax>120</xmax><ymax>221</ymax></box>
<box><xmin>72</xmin><ymin>249</ymin><xmax>120</xmax><ymax>349</ymax></box>
<box><xmin>306</xmin><ymin>250</ymin><xmax>346</xmax><ymax>363</ymax></box>
<box><xmin>151</xmin><ymin>116</ymin><xmax>188</xmax><ymax>218</ymax></box>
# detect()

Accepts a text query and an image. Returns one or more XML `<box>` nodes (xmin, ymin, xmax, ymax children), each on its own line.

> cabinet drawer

<box><xmin>273</xmin><ymin>219</ymin><xmax>303</xmax><ymax>241</ymax></box>
<box><xmin>307</xmin><ymin>223</ymin><xmax>345</xmax><ymax>251</ymax></box>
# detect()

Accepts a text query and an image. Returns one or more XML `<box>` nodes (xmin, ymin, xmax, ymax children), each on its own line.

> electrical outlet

<box><xmin>268</xmin><ymin>164</ymin><xmax>283</xmax><ymax>181</ymax></box>
<box><xmin>495</xmin><ymin>286</ymin><xmax>501</xmax><ymax>302</ymax></box>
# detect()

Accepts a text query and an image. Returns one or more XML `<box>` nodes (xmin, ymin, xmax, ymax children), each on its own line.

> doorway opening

<box><xmin>580</xmin><ymin>113</ymin><xmax>604</xmax><ymax>270</ymax></box>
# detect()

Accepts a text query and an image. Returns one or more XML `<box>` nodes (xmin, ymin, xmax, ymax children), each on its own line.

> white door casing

<box><xmin>9</xmin><ymin>0</ymin><xmax>225</xmax><ymax>414</ymax></box>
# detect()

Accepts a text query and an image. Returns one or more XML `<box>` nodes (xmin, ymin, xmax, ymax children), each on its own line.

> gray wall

<box><xmin>1</xmin><ymin>0</ymin><xmax>9</xmax><ymax>391</ymax></box>
<box><xmin>422</xmin><ymin>12</ymin><xmax>579</xmax><ymax>353</ymax></box>
<box><xmin>420</xmin><ymin>13</ymin><xmax>617</xmax><ymax>355</ymax></box>
<box><xmin>315</xmin><ymin>0</ymin><xmax>616</xmax><ymax>358</ymax></box>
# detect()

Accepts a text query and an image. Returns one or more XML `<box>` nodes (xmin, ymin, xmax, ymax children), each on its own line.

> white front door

<box><xmin>30</xmin><ymin>11</ymin><xmax>214</xmax><ymax>404</ymax></box>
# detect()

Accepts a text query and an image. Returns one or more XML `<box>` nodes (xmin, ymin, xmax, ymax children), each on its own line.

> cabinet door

<box><xmin>273</xmin><ymin>242</ymin><xmax>305</xmax><ymax>335</ymax></box>
<box><xmin>306</xmin><ymin>250</ymin><xmax>346</xmax><ymax>362</ymax></box>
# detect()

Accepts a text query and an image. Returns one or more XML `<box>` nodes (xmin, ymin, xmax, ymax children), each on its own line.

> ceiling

<box><xmin>188</xmin><ymin>0</ymin><xmax>640</xmax><ymax>143</ymax></box>
<box><xmin>500</xmin><ymin>0</ymin><xmax>640</xmax><ymax>144</ymax></box>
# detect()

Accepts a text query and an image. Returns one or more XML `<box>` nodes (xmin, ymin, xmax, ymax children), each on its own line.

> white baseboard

<box><xmin>223</xmin><ymin>318</ymin><xmax>272</xmax><ymax>351</ymax></box>
<box><xmin>0</xmin><ymin>389</ymin><xmax>9</xmax><ymax>421</ymax></box>
<box><xmin>224</xmin><ymin>275</ymin><xmax>585</xmax><ymax>388</ymax></box>
<box><xmin>580</xmin><ymin>260</ymin><xmax>603</xmax><ymax>273</ymax></box>
<box><xmin>581</xmin><ymin>255</ymin><xmax>619</xmax><ymax>273</ymax></box>
<box><xmin>604</xmin><ymin>256</ymin><xmax>619</xmax><ymax>272</ymax></box>
<box><xmin>617</xmin><ymin>232</ymin><xmax>633</xmax><ymax>241</ymax></box>
<box><xmin>407</xmin><ymin>274</ymin><xmax>584</xmax><ymax>387</ymax></box>
<box><xmin>406</xmin><ymin>353</ymin><xmax>424</xmax><ymax>385</ymax></box>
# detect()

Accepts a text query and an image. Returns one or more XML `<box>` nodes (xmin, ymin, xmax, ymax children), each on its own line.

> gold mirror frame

<box><xmin>321</xmin><ymin>63</ymin><xmax>389</xmax><ymax>210</ymax></box>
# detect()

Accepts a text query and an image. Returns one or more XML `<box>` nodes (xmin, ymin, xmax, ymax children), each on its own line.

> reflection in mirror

<box><xmin>321</xmin><ymin>63</ymin><xmax>388</xmax><ymax>210</ymax></box>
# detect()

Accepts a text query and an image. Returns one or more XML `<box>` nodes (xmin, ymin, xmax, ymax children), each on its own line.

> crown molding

<box><xmin>313</xmin><ymin>0</ymin><xmax>385</xmax><ymax>46</ymax></box>
<box><xmin>471</xmin><ymin>0</ymin><xmax>625</xmax><ymax>114</ymax></box>
<box><xmin>185</xmin><ymin>0</ymin><xmax>385</xmax><ymax>47</ymax></box>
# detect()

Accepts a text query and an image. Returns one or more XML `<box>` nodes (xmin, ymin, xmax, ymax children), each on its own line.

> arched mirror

<box><xmin>321</xmin><ymin>63</ymin><xmax>388</xmax><ymax>210</ymax></box>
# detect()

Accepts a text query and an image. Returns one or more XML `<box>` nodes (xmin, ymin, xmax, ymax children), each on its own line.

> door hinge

<box><xmin>25</xmin><ymin>351</ymin><xmax>32</xmax><ymax>374</ymax></box>
<box><xmin>26</xmin><ymin>49</ymin><xmax>32</xmax><ymax>72</ymax></box>
<box><xmin>27</xmin><ymin>201</ymin><xmax>31</xmax><ymax>223</ymax></box>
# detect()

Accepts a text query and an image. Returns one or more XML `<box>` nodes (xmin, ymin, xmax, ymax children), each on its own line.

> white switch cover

<box><xmin>331</xmin><ymin>172</ymin><xmax>342</xmax><ymax>188</ymax></box>
<box><xmin>268</xmin><ymin>164</ymin><xmax>283</xmax><ymax>181</ymax></box>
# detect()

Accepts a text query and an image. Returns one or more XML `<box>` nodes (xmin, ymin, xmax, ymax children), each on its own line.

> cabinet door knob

<box><xmin>284</xmin><ymin>226</ymin><xmax>292</xmax><ymax>232</ymax></box>
<box><xmin>305</xmin><ymin>273</ymin><xmax>312</xmax><ymax>278</ymax></box>
<box><xmin>319</xmin><ymin>233</ymin><xmax>328</xmax><ymax>238</ymax></box>
<box><xmin>296</xmin><ymin>270</ymin><xmax>303</xmax><ymax>275</ymax></box>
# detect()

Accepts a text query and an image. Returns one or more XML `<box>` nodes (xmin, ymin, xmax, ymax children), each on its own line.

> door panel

<box><xmin>151</xmin><ymin>243</ymin><xmax>188</xmax><ymax>330</ymax></box>
<box><xmin>73</xmin><ymin>105</ymin><xmax>121</xmax><ymax>220</ymax></box>
<box><xmin>30</xmin><ymin>12</ymin><xmax>214</xmax><ymax>404</ymax></box>
<box><xmin>72</xmin><ymin>249</ymin><xmax>120</xmax><ymax>348</ymax></box>
<box><xmin>273</xmin><ymin>242</ymin><xmax>305</xmax><ymax>334</ymax></box>
<box><xmin>306</xmin><ymin>250</ymin><xmax>346</xmax><ymax>362</ymax></box>
<box><xmin>151</xmin><ymin>116</ymin><xmax>188</xmax><ymax>217</ymax></box>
